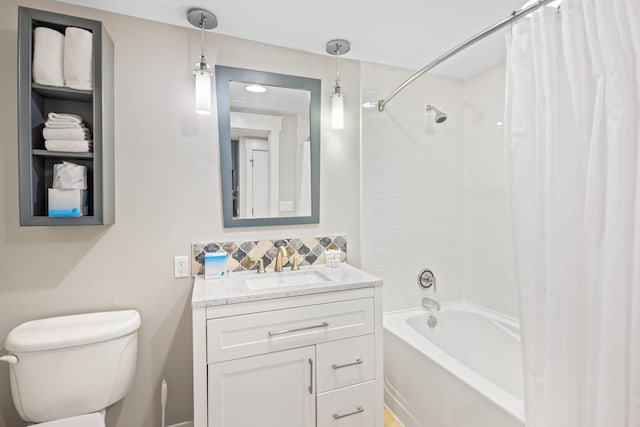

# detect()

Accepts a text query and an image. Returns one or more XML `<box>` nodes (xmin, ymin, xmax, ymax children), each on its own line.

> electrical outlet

<box><xmin>174</xmin><ymin>256</ymin><xmax>189</xmax><ymax>278</ymax></box>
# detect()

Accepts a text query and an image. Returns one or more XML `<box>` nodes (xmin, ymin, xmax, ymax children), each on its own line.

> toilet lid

<box><xmin>7</xmin><ymin>310</ymin><xmax>141</xmax><ymax>352</ymax></box>
<box><xmin>35</xmin><ymin>413</ymin><xmax>105</xmax><ymax>427</ymax></box>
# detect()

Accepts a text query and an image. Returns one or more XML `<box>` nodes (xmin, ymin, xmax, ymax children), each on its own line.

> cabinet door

<box><xmin>208</xmin><ymin>346</ymin><xmax>315</xmax><ymax>427</ymax></box>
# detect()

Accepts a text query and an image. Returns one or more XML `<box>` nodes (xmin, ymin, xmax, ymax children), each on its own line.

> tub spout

<box><xmin>422</xmin><ymin>297</ymin><xmax>440</xmax><ymax>312</ymax></box>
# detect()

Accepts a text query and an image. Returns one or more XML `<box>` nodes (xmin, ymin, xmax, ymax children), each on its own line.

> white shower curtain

<box><xmin>296</xmin><ymin>139</ymin><xmax>312</xmax><ymax>216</ymax></box>
<box><xmin>505</xmin><ymin>1</ymin><xmax>640</xmax><ymax>426</ymax></box>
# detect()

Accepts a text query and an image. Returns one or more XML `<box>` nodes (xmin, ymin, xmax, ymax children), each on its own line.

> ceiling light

<box><xmin>245</xmin><ymin>84</ymin><xmax>267</xmax><ymax>93</ymax></box>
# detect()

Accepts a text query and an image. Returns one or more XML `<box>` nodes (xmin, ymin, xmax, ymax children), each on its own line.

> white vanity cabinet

<box><xmin>192</xmin><ymin>265</ymin><xmax>383</xmax><ymax>427</ymax></box>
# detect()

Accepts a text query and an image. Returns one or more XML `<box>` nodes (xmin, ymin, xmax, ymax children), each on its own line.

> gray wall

<box><xmin>0</xmin><ymin>1</ymin><xmax>361</xmax><ymax>426</ymax></box>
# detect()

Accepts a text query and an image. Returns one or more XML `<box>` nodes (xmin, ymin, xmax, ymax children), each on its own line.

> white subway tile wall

<box><xmin>361</xmin><ymin>61</ymin><xmax>519</xmax><ymax>318</ymax></box>
<box><xmin>463</xmin><ymin>63</ymin><xmax>519</xmax><ymax>318</ymax></box>
<box><xmin>361</xmin><ymin>62</ymin><xmax>465</xmax><ymax>312</ymax></box>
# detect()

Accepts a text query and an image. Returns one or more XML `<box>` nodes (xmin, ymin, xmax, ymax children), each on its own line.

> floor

<box><xmin>384</xmin><ymin>407</ymin><xmax>404</xmax><ymax>427</ymax></box>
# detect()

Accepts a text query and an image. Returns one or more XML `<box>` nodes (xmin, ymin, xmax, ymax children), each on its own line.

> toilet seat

<box><xmin>34</xmin><ymin>412</ymin><xmax>105</xmax><ymax>427</ymax></box>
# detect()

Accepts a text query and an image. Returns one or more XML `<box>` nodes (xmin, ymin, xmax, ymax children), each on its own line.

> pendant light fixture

<box><xmin>326</xmin><ymin>39</ymin><xmax>350</xmax><ymax>129</ymax></box>
<box><xmin>187</xmin><ymin>8</ymin><xmax>218</xmax><ymax>115</ymax></box>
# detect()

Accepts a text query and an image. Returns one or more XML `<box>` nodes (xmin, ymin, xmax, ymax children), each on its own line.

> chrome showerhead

<box><xmin>426</xmin><ymin>105</ymin><xmax>447</xmax><ymax>123</ymax></box>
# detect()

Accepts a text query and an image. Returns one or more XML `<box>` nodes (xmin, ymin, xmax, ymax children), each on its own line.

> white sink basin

<box><xmin>244</xmin><ymin>269</ymin><xmax>333</xmax><ymax>290</ymax></box>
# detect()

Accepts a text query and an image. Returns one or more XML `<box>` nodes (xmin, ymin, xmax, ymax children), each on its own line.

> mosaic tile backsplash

<box><xmin>192</xmin><ymin>235</ymin><xmax>347</xmax><ymax>275</ymax></box>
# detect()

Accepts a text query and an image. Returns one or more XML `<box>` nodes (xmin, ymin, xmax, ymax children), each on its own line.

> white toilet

<box><xmin>0</xmin><ymin>310</ymin><xmax>141</xmax><ymax>426</ymax></box>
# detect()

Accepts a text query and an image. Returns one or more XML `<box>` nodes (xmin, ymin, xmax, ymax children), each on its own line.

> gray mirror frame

<box><xmin>215</xmin><ymin>65</ymin><xmax>321</xmax><ymax>227</ymax></box>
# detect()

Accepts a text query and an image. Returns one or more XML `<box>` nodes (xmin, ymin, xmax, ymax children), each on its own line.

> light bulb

<box><xmin>195</xmin><ymin>69</ymin><xmax>211</xmax><ymax>115</ymax></box>
<box><xmin>331</xmin><ymin>91</ymin><xmax>344</xmax><ymax>129</ymax></box>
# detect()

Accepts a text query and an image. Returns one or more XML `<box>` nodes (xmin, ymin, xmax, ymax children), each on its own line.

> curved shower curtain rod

<box><xmin>376</xmin><ymin>0</ymin><xmax>556</xmax><ymax>112</ymax></box>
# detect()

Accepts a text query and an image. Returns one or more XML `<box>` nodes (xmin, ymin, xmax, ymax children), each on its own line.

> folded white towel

<box><xmin>45</xmin><ymin>140</ymin><xmax>93</xmax><ymax>153</ymax></box>
<box><xmin>47</xmin><ymin>112</ymin><xmax>84</xmax><ymax>124</ymax></box>
<box><xmin>45</xmin><ymin>122</ymin><xmax>86</xmax><ymax>129</ymax></box>
<box><xmin>32</xmin><ymin>27</ymin><xmax>65</xmax><ymax>87</ymax></box>
<box><xmin>43</xmin><ymin>127</ymin><xmax>91</xmax><ymax>141</ymax></box>
<box><xmin>64</xmin><ymin>27</ymin><xmax>93</xmax><ymax>90</ymax></box>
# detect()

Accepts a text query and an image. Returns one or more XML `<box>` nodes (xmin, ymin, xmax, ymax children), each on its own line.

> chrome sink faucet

<box><xmin>274</xmin><ymin>246</ymin><xmax>288</xmax><ymax>272</ymax></box>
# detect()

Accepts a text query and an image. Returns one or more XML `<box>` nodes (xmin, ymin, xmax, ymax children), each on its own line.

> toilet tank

<box><xmin>4</xmin><ymin>310</ymin><xmax>141</xmax><ymax>423</ymax></box>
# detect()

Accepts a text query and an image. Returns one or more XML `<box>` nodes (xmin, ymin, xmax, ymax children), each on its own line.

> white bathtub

<box><xmin>383</xmin><ymin>302</ymin><xmax>524</xmax><ymax>427</ymax></box>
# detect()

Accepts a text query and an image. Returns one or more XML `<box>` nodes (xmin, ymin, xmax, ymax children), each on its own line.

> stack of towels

<box><xmin>32</xmin><ymin>26</ymin><xmax>93</xmax><ymax>90</ymax></box>
<box><xmin>43</xmin><ymin>113</ymin><xmax>92</xmax><ymax>153</ymax></box>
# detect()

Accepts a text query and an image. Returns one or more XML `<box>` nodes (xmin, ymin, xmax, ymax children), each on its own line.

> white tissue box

<box><xmin>205</xmin><ymin>252</ymin><xmax>228</xmax><ymax>279</ymax></box>
<box><xmin>48</xmin><ymin>189</ymin><xmax>88</xmax><ymax>217</ymax></box>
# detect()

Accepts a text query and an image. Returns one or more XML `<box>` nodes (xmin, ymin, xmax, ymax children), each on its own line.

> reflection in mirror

<box><xmin>216</xmin><ymin>66</ymin><xmax>320</xmax><ymax>227</ymax></box>
<box><xmin>229</xmin><ymin>83</ymin><xmax>311</xmax><ymax>218</ymax></box>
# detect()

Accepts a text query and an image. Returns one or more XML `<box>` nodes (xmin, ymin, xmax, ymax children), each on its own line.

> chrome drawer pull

<box><xmin>332</xmin><ymin>358</ymin><xmax>363</xmax><ymax>370</ymax></box>
<box><xmin>333</xmin><ymin>406</ymin><xmax>364</xmax><ymax>420</ymax></box>
<box><xmin>268</xmin><ymin>321</ymin><xmax>329</xmax><ymax>336</ymax></box>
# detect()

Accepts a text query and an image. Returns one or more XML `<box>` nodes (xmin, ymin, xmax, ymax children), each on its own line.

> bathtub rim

<box><xmin>383</xmin><ymin>301</ymin><xmax>525</xmax><ymax>423</ymax></box>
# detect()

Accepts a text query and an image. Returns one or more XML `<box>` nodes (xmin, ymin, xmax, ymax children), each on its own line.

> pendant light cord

<box><xmin>200</xmin><ymin>13</ymin><xmax>206</xmax><ymax>60</ymax></box>
<box><xmin>325</xmin><ymin>39</ymin><xmax>350</xmax><ymax>94</ymax></box>
<box><xmin>335</xmin><ymin>50</ymin><xmax>341</xmax><ymax>92</ymax></box>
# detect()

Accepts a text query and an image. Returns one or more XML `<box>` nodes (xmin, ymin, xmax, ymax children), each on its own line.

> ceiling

<box><xmin>229</xmin><ymin>82</ymin><xmax>310</xmax><ymax>115</ymax></box>
<box><xmin>57</xmin><ymin>0</ymin><xmax>528</xmax><ymax>79</ymax></box>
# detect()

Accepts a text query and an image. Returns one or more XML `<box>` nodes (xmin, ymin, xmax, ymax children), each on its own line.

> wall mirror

<box><xmin>215</xmin><ymin>66</ymin><xmax>321</xmax><ymax>227</ymax></box>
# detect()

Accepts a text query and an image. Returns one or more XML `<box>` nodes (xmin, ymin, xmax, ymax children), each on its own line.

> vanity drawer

<box><xmin>207</xmin><ymin>298</ymin><xmax>374</xmax><ymax>363</ymax></box>
<box><xmin>317</xmin><ymin>381</ymin><xmax>377</xmax><ymax>427</ymax></box>
<box><xmin>316</xmin><ymin>334</ymin><xmax>375</xmax><ymax>393</ymax></box>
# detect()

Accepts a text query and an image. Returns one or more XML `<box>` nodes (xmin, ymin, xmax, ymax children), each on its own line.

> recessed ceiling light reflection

<box><xmin>246</xmin><ymin>84</ymin><xmax>267</xmax><ymax>93</ymax></box>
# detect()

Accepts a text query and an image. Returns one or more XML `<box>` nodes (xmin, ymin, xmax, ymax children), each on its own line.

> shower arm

<box><xmin>377</xmin><ymin>0</ymin><xmax>555</xmax><ymax>112</ymax></box>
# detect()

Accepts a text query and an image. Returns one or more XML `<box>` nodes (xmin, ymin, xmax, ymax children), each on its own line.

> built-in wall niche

<box><xmin>17</xmin><ymin>7</ymin><xmax>114</xmax><ymax>226</ymax></box>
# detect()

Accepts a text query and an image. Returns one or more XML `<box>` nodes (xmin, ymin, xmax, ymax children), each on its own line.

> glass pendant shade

<box><xmin>195</xmin><ymin>69</ymin><xmax>211</xmax><ymax>115</ymax></box>
<box><xmin>331</xmin><ymin>91</ymin><xmax>344</xmax><ymax>129</ymax></box>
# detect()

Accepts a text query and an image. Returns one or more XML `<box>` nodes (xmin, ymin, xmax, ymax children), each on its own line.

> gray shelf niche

<box><xmin>18</xmin><ymin>7</ymin><xmax>114</xmax><ymax>226</ymax></box>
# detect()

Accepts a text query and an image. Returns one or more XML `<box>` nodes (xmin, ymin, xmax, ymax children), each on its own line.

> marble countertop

<box><xmin>192</xmin><ymin>263</ymin><xmax>382</xmax><ymax>308</ymax></box>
